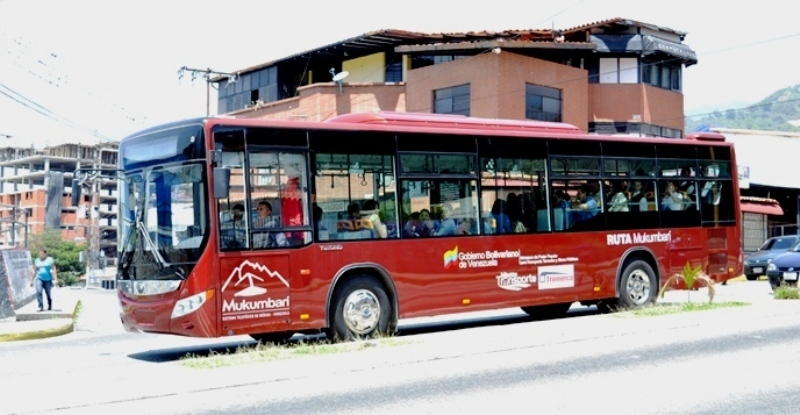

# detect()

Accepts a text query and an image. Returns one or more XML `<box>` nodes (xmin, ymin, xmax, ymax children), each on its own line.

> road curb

<box><xmin>0</xmin><ymin>298</ymin><xmax>82</xmax><ymax>343</ymax></box>
<box><xmin>0</xmin><ymin>318</ymin><xmax>74</xmax><ymax>342</ymax></box>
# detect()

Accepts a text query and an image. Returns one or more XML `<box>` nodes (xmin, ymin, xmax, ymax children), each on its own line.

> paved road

<box><xmin>1</xmin><ymin>280</ymin><xmax>795</xmax><ymax>414</ymax></box>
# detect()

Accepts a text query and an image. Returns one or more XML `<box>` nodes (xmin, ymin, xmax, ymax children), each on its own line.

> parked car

<box><xmin>744</xmin><ymin>235</ymin><xmax>800</xmax><ymax>281</ymax></box>
<box><xmin>766</xmin><ymin>241</ymin><xmax>800</xmax><ymax>289</ymax></box>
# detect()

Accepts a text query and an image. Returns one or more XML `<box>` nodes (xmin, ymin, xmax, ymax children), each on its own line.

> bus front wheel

<box><xmin>328</xmin><ymin>276</ymin><xmax>392</xmax><ymax>342</ymax></box>
<box><xmin>617</xmin><ymin>260</ymin><xmax>657</xmax><ymax>309</ymax></box>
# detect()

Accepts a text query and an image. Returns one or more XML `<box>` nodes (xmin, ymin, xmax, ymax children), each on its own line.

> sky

<box><xmin>2</xmin><ymin>0</ymin><xmax>800</xmax><ymax>148</ymax></box>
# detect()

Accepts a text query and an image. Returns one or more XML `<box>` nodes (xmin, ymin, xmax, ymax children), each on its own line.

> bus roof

<box><xmin>145</xmin><ymin>112</ymin><xmax>732</xmax><ymax>148</ymax></box>
<box><xmin>326</xmin><ymin>111</ymin><xmax>584</xmax><ymax>134</ymax></box>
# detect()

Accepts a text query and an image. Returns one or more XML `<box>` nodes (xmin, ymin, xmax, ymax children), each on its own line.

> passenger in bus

<box><xmin>313</xmin><ymin>203</ymin><xmax>328</xmax><ymax>241</ymax></box>
<box><xmin>457</xmin><ymin>217</ymin><xmax>475</xmax><ymax>235</ymax></box>
<box><xmin>220</xmin><ymin>203</ymin><xmax>247</xmax><ymax>248</ymax></box>
<box><xmin>227</xmin><ymin>203</ymin><xmax>245</xmax><ymax>227</ymax></box>
<box><xmin>629</xmin><ymin>181</ymin><xmax>645</xmax><ymax>212</ymax></box>
<box><xmin>336</xmin><ymin>202</ymin><xmax>360</xmax><ymax>232</ymax></box>
<box><xmin>404</xmin><ymin>209</ymin><xmax>435</xmax><ymax>237</ymax></box>
<box><xmin>678</xmin><ymin>167</ymin><xmax>695</xmax><ymax>193</ymax></box>
<box><xmin>552</xmin><ymin>190</ymin><xmax>568</xmax><ymax>230</ymax></box>
<box><xmin>507</xmin><ymin>193</ymin><xmax>527</xmax><ymax>233</ymax></box>
<box><xmin>361</xmin><ymin>199</ymin><xmax>388</xmax><ymax>239</ymax></box>
<box><xmin>678</xmin><ymin>167</ymin><xmax>696</xmax><ymax>209</ymax></box>
<box><xmin>281</xmin><ymin>176</ymin><xmax>304</xmax><ymax>227</ymax></box>
<box><xmin>433</xmin><ymin>203</ymin><xmax>458</xmax><ymax>236</ymax></box>
<box><xmin>608</xmin><ymin>181</ymin><xmax>630</xmax><ymax>212</ymax></box>
<box><xmin>553</xmin><ymin>189</ymin><xmax>569</xmax><ymax>210</ymax></box>
<box><xmin>418</xmin><ymin>209</ymin><xmax>436</xmax><ymax>236</ymax></box>
<box><xmin>403</xmin><ymin>211</ymin><xmax>423</xmax><ymax>237</ymax></box>
<box><xmin>490</xmin><ymin>199</ymin><xmax>513</xmax><ymax>234</ymax></box>
<box><xmin>519</xmin><ymin>192</ymin><xmax>535</xmax><ymax>231</ymax></box>
<box><xmin>253</xmin><ymin>200</ymin><xmax>288</xmax><ymax>247</ymax></box>
<box><xmin>346</xmin><ymin>201</ymin><xmax>361</xmax><ymax>220</ymax></box>
<box><xmin>590</xmin><ymin>182</ymin><xmax>603</xmax><ymax>206</ymax></box>
<box><xmin>699</xmin><ymin>166</ymin><xmax>720</xmax><ymax>206</ymax></box>
<box><xmin>661</xmin><ymin>182</ymin><xmax>684</xmax><ymax>211</ymax></box>
<box><xmin>569</xmin><ymin>185</ymin><xmax>599</xmax><ymax>226</ymax></box>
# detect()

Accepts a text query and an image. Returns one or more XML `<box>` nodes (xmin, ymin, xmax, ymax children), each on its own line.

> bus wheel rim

<box><xmin>627</xmin><ymin>269</ymin><xmax>651</xmax><ymax>305</ymax></box>
<box><xmin>342</xmin><ymin>289</ymin><xmax>381</xmax><ymax>335</ymax></box>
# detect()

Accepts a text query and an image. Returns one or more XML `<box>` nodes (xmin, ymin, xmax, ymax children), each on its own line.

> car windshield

<box><xmin>760</xmin><ymin>236</ymin><xmax>798</xmax><ymax>251</ymax></box>
<box><xmin>791</xmin><ymin>240</ymin><xmax>800</xmax><ymax>253</ymax></box>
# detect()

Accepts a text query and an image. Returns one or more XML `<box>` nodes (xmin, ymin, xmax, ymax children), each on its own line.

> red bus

<box><xmin>113</xmin><ymin>112</ymin><xmax>742</xmax><ymax>342</ymax></box>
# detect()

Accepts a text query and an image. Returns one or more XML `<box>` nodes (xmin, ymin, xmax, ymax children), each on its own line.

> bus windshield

<box><xmin>118</xmin><ymin>162</ymin><xmax>208</xmax><ymax>281</ymax></box>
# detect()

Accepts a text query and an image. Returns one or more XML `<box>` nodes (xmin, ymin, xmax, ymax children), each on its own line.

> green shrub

<box><xmin>58</xmin><ymin>271</ymin><xmax>80</xmax><ymax>287</ymax></box>
<box><xmin>774</xmin><ymin>285</ymin><xmax>800</xmax><ymax>300</ymax></box>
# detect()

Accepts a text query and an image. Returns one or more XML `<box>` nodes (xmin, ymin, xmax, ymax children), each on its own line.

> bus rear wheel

<box><xmin>617</xmin><ymin>259</ymin><xmax>657</xmax><ymax>309</ymax></box>
<box><xmin>250</xmin><ymin>331</ymin><xmax>294</xmax><ymax>344</ymax></box>
<box><xmin>328</xmin><ymin>276</ymin><xmax>392</xmax><ymax>342</ymax></box>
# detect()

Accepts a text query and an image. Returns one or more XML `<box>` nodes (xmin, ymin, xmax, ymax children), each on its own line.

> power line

<box><xmin>0</xmin><ymin>30</ymin><xmax>151</xmax><ymax>128</ymax></box>
<box><xmin>0</xmin><ymin>82</ymin><xmax>113</xmax><ymax>140</ymax></box>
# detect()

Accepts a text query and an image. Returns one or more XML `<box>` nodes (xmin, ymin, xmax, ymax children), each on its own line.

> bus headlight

<box><xmin>171</xmin><ymin>290</ymin><xmax>213</xmax><ymax>319</ymax></box>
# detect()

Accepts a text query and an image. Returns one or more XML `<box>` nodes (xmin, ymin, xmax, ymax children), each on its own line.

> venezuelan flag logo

<box><xmin>443</xmin><ymin>246</ymin><xmax>459</xmax><ymax>269</ymax></box>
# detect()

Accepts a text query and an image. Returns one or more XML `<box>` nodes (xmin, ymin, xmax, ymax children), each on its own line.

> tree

<box><xmin>28</xmin><ymin>229</ymin><xmax>86</xmax><ymax>286</ymax></box>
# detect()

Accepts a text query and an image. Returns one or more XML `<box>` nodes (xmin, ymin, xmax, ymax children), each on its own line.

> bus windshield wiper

<box><xmin>119</xmin><ymin>180</ymin><xmax>146</xmax><ymax>274</ymax></box>
<box><xmin>137</xmin><ymin>221</ymin><xmax>170</xmax><ymax>271</ymax></box>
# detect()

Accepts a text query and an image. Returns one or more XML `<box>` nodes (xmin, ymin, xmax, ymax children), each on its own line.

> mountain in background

<box><xmin>685</xmin><ymin>84</ymin><xmax>800</xmax><ymax>133</ymax></box>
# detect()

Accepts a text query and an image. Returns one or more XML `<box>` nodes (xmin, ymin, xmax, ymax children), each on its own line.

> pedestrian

<box><xmin>30</xmin><ymin>249</ymin><xmax>58</xmax><ymax>312</ymax></box>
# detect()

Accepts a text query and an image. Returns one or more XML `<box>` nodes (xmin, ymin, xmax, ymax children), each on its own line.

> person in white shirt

<box><xmin>661</xmin><ymin>181</ymin><xmax>684</xmax><ymax>211</ymax></box>
<box><xmin>361</xmin><ymin>199</ymin><xmax>388</xmax><ymax>239</ymax></box>
<box><xmin>699</xmin><ymin>165</ymin><xmax>720</xmax><ymax>206</ymax></box>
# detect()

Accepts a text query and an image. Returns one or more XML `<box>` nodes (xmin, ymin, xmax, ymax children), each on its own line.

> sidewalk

<box><xmin>0</xmin><ymin>286</ymin><xmax>82</xmax><ymax>342</ymax></box>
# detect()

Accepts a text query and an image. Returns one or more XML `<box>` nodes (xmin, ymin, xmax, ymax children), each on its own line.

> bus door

<box><xmin>218</xmin><ymin>253</ymin><xmax>293</xmax><ymax>335</ymax></box>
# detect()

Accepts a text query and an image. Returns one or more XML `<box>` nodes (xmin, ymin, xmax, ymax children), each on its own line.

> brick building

<box><xmin>212</xmin><ymin>17</ymin><xmax>693</xmax><ymax>138</ymax></box>
<box><xmin>0</xmin><ymin>143</ymin><xmax>118</xmax><ymax>266</ymax></box>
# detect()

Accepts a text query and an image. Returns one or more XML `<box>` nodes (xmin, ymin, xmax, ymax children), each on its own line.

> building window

<box><xmin>525</xmin><ymin>84</ymin><xmax>562</xmax><ymax>122</ymax></box>
<box><xmin>598</xmin><ymin>58</ymin><xmax>638</xmax><ymax>84</ymax></box>
<box><xmin>434</xmin><ymin>84</ymin><xmax>470</xmax><ymax>116</ymax></box>
<box><xmin>642</xmin><ymin>61</ymin><xmax>682</xmax><ymax>92</ymax></box>
<box><xmin>386</xmin><ymin>60</ymin><xmax>403</xmax><ymax>83</ymax></box>
<box><xmin>410</xmin><ymin>55</ymin><xmax>467</xmax><ymax>69</ymax></box>
<box><xmin>589</xmin><ymin>122</ymin><xmax>682</xmax><ymax>138</ymax></box>
<box><xmin>217</xmin><ymin>66</ymin><xmax>278</xmax><ymax>114</ymax></box>
<box><xmin>588</xmin><ymin>57</ymin><xmax>682</xmax><ymax>92</ymax></box>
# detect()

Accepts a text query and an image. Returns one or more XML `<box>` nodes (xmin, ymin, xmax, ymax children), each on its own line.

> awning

<box><xmin>590</xmin><ymin>34</ymin><xmax>698</xmax><ymax>66</ymax></box>
<box><xmin>741</xmin><ymin>202</ymin><xmax>784</xmax><ymax>216</ymax></box>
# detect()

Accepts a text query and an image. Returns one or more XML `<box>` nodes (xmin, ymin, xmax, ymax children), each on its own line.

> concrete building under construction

<box><xmin>0</xmin><ymin>142</ymin><xmax>119</xmax><ymax>268</ymax></box>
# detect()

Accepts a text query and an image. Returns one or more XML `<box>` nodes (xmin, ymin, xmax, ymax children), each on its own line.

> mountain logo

<box><xmin>221</xmin><ymin>260</ymin><xmax>289</xmax><ymax>297</ymax></box>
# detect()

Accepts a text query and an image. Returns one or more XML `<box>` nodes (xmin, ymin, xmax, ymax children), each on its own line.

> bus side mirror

<box><xmin>71</xmin><ymin>180</ymin><xmax>81</xmax><ymax>206</ymax></box>
<box><xmin>213</xmin><ymin>167</ymin><xmax>231</xmax><ymax>199</ymax></box>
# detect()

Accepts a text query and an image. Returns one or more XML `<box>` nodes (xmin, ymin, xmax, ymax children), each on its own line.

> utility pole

<box><xmin>177</xmin><ymin>66</ymin><xmax>238</xmax><ymax>116</ymax></box>
<box><xmin>90</xmin><ymin>158</ymin><xmax>100</xmax><ymax>274</ymax></box>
